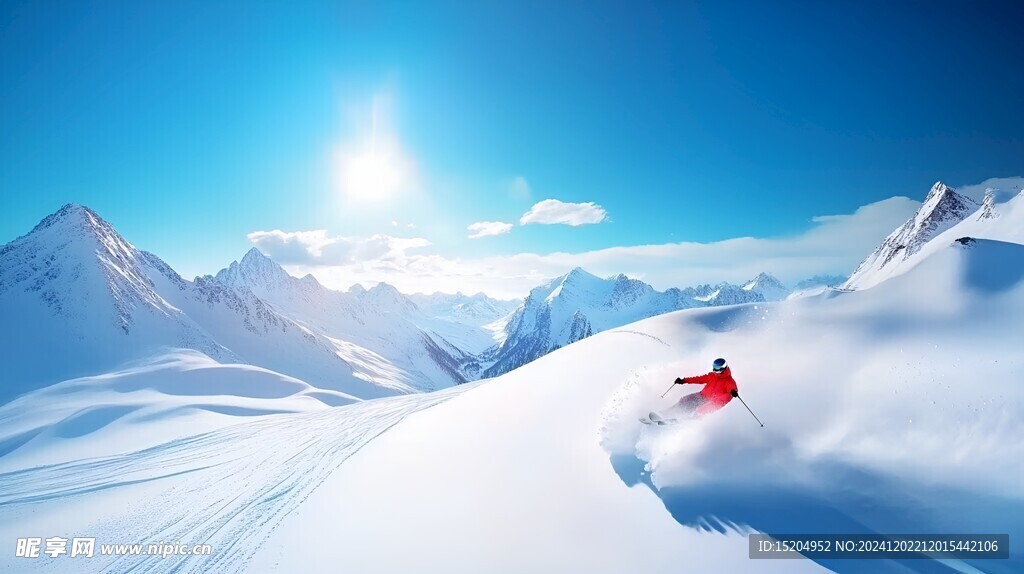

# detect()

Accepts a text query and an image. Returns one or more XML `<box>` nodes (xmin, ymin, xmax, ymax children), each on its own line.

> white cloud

<box><xmin>247</xmin><ymin>229</ymin><xmax>431</xmax><ymax>266</ymax></box>
<box><xmin>467</xmin><ymin>221</ymin><xmax>514</xmax><ymax>239</ymax></box>
<box><xmin>245</xmin><ymin>230</ymin><xmax>336</xmax><ymax>260</ymax></box>
<box><xmin>509</xmin><ymin>176</ymin><xmax>532</xmax><ymax>200</ymax></box>
<box><xmin>269</xmin><ymin>196</ymin><xmax>919</xmax><ymax>299</ymax></box>
<box><xmin>391</xmin><ymin>220</ymin><xmax>399</xmax><ymax>227</ymax></box>
<box><xmin>950</xmin><ymin>176</ymin><xmax>1024</xmax><ymax>203</ymax></box>
<box><xmin>520</xmin><ymin>199</ymin><xmax>607</xmax><ymax>226</ymax></box>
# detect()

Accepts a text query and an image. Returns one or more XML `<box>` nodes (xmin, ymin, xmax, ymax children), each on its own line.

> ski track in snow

<box><xmin>606</xmin><ymin>329</ymin><xmax>670</xmax><ymax>347</ymax></box>
<box><xmin>0</xmin><ymin>384</ymin><xmax>476</xmax><ymax>574</ymax></box>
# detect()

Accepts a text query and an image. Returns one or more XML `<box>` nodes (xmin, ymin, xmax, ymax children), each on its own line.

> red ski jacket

<box><xmin>682</xmin><ymin>366</ymin><xmax>738</xmax><ymax>414</ymax></box>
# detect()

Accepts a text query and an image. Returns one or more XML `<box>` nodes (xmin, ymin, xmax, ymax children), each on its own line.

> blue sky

<box><xmin>2</xmin><ymin>1</ymin><xmax>1022</xmax><ymax>296</ymax></box>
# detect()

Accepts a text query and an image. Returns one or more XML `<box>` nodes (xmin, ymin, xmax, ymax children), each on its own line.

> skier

<box><xmin>646</xmin><ymin>358</ymin><xmax>740</xmax><ymax>424</ymax></box>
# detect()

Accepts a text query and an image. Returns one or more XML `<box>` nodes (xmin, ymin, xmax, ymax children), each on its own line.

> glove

<box><xmin>675</xmin><ymin>377</ymin><xmax>685</xmax><ymax>385</ymax></box>
<box><xmin>730</xmin><ymin>389</ymin><xmax>739</xmax><ymax>398</ymax></box>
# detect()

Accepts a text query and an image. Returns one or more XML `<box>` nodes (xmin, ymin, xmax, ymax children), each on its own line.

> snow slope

<box><xmin>0</xmin><ymin>385</ymin><xmax>470</xmax><ymax>573</ymax></box>
<box><xmin>2</xmin><ymin>233</ymin><xmax>1020</xmax><ymax>573</ymax></box>
<box><xmin>260</xmin><ymin>238</ymin><xmax>1024</xmax><ymax>574</ymax></box>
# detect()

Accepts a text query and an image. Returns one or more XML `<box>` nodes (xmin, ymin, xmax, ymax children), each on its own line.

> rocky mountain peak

<box><xmin>924</xmin><ymin>181</ymin><xmax>953</xmax><ymax>202</ymax></box>
<box><xmin>241</xmin><ymin>246</ymin><xmax>271</xmax><ymax>265</ymax></box>
<box><xmin>1</xmin><ymin>204</ymin><xmax>186</xmax><ymax>336</ymax></box>
<box><xmin>29</xmin><ymin>203</ymin><xmax>100</xmax><ymax>233</ymax></box>
<box><xmin>916</xmin><ymin>183</ymin><xmax>977</xmax><ymax>228</ymax></box>
<box><xmin>845</xmin><ymin>181</ymin><xmax>980</xmax><ymax>290</ymax></box>
<box><xmin>19</xmin><ymin>204</ymin><xmax>133</xmax><ymax>256</ymax></box>
<box><xmin>216</xmin><ymin>248</ymin><xmax>292</xmax><ymax>291</ymax></box>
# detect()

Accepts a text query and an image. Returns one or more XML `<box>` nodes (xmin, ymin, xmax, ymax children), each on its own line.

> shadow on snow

<box><xmin>610</xmin><ymin>454</ymin><xmax>1023</xmax><ymax>574</ymax></box>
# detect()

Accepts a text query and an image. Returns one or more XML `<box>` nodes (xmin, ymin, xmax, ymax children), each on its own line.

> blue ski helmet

<box><xmin>712</xmin><ymin>358</ymin><xmax>727</xmax><ymax>373</ymax></box>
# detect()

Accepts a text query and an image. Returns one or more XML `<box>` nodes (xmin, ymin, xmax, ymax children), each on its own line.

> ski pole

<box><xmin>660</xmin><ymin>381</ymin><xmax>676</xmax><ymax>398</ymax></box>
<box><xmin>736</xmin><ymin>395</ymin><xmax>764</xmax><ymax>427</ymax></box>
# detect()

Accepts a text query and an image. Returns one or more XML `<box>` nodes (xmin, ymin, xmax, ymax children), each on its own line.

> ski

<box><xmin>640</xmin><ymin>411</ymin><xmax>680</xmax><ymax>425</ymax></box>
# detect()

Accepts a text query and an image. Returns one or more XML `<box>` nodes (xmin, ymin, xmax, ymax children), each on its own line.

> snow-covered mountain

<box><xmin>215</xmin><ymin>248</ymin><xmax>475</xmax><ymax>391</ymax></box>
<box><xmin>482</xmin><ymin>269</ymin><xmax>790</xmax><ymax>377</ymax></box>
<box><xmin>0</xmin><ymin>205</ymin><xmax>222</xmax><ymax>398</ymax></box>
<box><xmin>3</xmin><ymin>218</ymin><xmax>1021</xmax><ymax>573</ymax></box>
<box><xmin>0</xmin><ymin>205</ymin><xmax>403</xmax><ymax>403</ymax></box>
<box><xmin>844</xmin><ymin>181</ymin><xmax>979</xmax><ymax>289</ymax></box>
<box><xmin>845</xmin><ymin>180</ymin><xmax>1024</xmax><ymax>290</ymax></box>
<box><xmin>215</xmin><ymin>246</ymin><xmax>297</xmax><ymax>292</ymax></box>
<box><xmin>741</xmin><ymin>272</ymin><xmax>790</xmax><ymax>301</ymax></box>
<box><xmin>214</xmin><ymin>252</ymin><xmax>794</xmax><ymax>383</ymax></box>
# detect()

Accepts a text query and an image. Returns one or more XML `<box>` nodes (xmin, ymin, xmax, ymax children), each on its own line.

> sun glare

<box><xmin>334</xmin><ymin>96</ymin><xmax>411</xmax><ymax>203</ymax></box>
<box><xmin>343</xmin><ymin>150</ymin><xmax>402</xmax><ymax>201</ymax></box>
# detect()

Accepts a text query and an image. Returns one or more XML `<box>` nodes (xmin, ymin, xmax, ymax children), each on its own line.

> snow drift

<box><xmin>0</xmin><ymin>349</ymin><xmax>358</xmax><ymax>471</ymax></box>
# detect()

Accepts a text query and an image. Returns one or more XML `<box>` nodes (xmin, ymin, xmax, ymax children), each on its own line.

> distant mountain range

<box><xmin>18</xmin><ymin>198</ymin><xmax>971</xmax><ymax>401</ymax></box>
<box><xmin>480</xmin><ymin>269</ymin><xmax>792</xmax><ymax>377</ymax></box>
<box><xmin>214</xmin><ymin>247</ymin><xmax>495</xmax><ymax>392</ymax></box>
<box><xmin>3</xmin><ymin>177</ymin><xmax>1023</xmax><ymax>474</ymax></box>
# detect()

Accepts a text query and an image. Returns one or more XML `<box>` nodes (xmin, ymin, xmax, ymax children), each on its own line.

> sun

<box><xmin>343</xmin><ymin>150</ymin><xmax>402</xmax><ymax>201</ymax></box>
<box><xmin>333</xmin><ymin>96</ymin><xmax>412</xmax><ymax>203</ymax></box>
